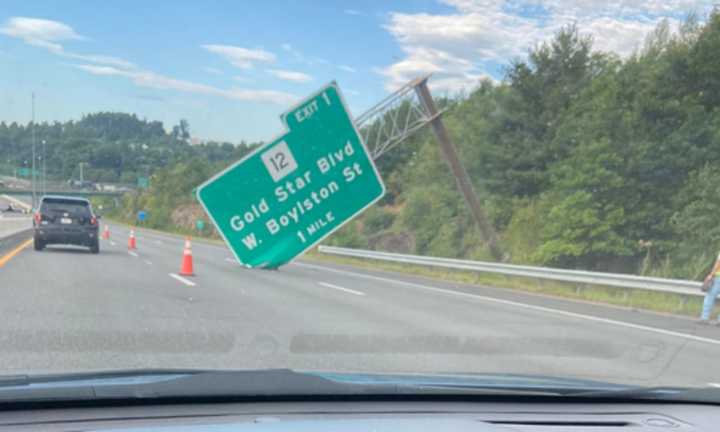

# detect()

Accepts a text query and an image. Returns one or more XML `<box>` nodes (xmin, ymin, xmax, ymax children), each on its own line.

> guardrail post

<box><xmin>676</xmin><ymin>296</ymin><xmax>688</xmax><ymax>313</ymax></box>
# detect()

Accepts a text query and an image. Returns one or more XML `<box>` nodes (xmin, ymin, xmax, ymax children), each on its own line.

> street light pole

<box><xmin>42</xmin><ymin>139</ymin><xmax>46</xmax><ymax>196</ymax></box>
<box><xmin>31</xmin><ymin>92</ymin><xmax>36</xmax><ymax>208</ymax></box>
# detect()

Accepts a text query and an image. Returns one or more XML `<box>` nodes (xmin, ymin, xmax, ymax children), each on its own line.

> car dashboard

<box><xmin>0</xmin><ymin>400</ymin><xmax>716</xmax><ymax>431</ymax></box>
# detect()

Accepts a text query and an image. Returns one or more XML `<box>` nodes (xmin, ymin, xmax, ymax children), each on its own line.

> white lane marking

<box><xmin>169</xmin><ymin>273</ymin><xmax>195</xmax><ymax>287</ymax></box>
<box><xmin>109</xmin><ymin>241</ymin><xmax>116</xmax><ymax>246</ymax></box>
<box><xmin>318</xmin><ymin>281</ymin><xmax>365</xmax><ymax>296</ymax></box>
<box><xmin>295</xmin><ymin>262</ymin><xmax>720</xmax><ymax>347</ymax></box>
<box><xmin>708</xmin><ymin>383</ymin><xmax>720</xmax><ymax>388</ymax></box>
<box><xmin>128</xmin><ymin>251</ymin><xmax>138</xmax><ymax>257</ymax></box>
<box><xmin>155</xmin><ymin>240</ymin><xmax>163</xmax><ymax>245</ymax></box>
<box><xmin>225</xmin><ymin>257</ymin><xmax>238</xmax><ymax>264</ymax></box>
<box><xmin>143</xmin><ymin>259</ymin><xmax>152</xmax><ymax>265</ymax></box>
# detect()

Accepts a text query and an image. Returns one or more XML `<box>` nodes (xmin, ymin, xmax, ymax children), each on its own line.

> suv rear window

<box><xmin>41</xmin><ymin>199</ymin><xmax>91</xmax><ymax>216</ymax></box>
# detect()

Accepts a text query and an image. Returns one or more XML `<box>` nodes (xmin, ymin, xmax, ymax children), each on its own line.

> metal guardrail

<box><xmin>317</xmin><ymin>246</ymin><xmax>705</xmax><ymax>297</ymax></box>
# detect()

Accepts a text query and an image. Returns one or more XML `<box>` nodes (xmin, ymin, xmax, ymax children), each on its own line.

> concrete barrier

<box><xmin>0</xmin><ymin>227</ymin><xmax>33</xmax><ymax>256</ymax></box>
<box><xmin>0</xmin><ymin>216</ymin><xmax>32</xmax><ymax>239</ymax></box>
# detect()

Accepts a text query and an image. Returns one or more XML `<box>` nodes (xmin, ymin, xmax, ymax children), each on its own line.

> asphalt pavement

<box><xmin>1</xmin><ymin>217</ymin><xmax>720</xmax><ymax>388</ymax></box>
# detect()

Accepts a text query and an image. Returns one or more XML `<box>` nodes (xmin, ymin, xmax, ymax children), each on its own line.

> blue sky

<box><xmin>0</xmin><ymin>0</ymin><xmax>713</xmax><ymax>143</ymax></box>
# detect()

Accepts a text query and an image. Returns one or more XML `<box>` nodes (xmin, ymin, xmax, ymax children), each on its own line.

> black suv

<box><xmin>33</xmin><ymin>196</ymin><xmax>100</xmax><ymax>253</ymax></box>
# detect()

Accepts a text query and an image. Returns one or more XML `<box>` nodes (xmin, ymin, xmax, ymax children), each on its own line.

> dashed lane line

<box><xmin>318</xmin><ymin>281</ymin><xmax>365</xmax><ymax>296</ymax></box>
<box><xmin>169</xmin><ymin>273</ymin><xmax>195</xmax><ymax>287</ymax></box>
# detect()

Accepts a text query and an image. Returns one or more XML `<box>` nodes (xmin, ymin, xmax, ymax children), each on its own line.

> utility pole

<box><xmin>79</xmin><ymin>162</ymin><xmax>85</xmax><ymax>183</ymax></box>
<box><xmin>413</xmin><ymin>78</ymin><xmax>503</xmax><ymax>262</ymax></box>
<box><xmin>42</xmin><ymin>139</ymin><xmax>46</xmax><ymax>196</ymax></box>
<box><xmin>31</xmin><ymin>92</ymin><xmax>36</xmax><ymax>208</ymax></box>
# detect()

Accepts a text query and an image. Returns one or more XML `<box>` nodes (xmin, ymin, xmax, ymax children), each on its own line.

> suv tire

<box><xmin>33</xmin><ymin>237</ymin><xmax>44</xmax><ymax>251</ymax></box>
<box><xmin>90</xmin><ymin>239</ymin><xmax>100</xmax><ymax>254</ymax></box>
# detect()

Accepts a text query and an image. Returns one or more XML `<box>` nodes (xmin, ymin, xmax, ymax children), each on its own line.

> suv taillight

<box><xmin>90</xmin><ymin>216</ymin><xmax>97</xmax><ymax>226</ymax></box>
<box><xmin>34</xmin><ymin>212</ymin><xmax>41</xmax><ymax>225</ymax></box>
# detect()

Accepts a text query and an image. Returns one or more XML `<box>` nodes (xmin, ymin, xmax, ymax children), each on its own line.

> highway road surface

<box><xmin>1</xmin><ymin>217</ymin><xmax>720</xmax><ymax>388</ymax></box>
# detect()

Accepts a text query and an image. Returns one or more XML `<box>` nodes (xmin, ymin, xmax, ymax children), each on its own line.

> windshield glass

<box><xmin>2</xmin><ymin>0</ymin><xmax>720</xmax><ymax>399</ymax></box>
<box><xmin>41</xmin><ymin>198</ymin><xmax>90</xmax><ymax>215</ymax></box>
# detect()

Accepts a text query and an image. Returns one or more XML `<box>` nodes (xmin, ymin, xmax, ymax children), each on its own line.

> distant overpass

<box><xmin>0</xmin><ymin>189</ymin><xmax>126</xmax><ymax>198</ymax></box>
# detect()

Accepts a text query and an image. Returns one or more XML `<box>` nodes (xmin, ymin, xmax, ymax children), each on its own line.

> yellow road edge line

<box><xmin>0</xmin><ymin>238</ymin><xmax>33</xmax><ymax>268</ymax></box>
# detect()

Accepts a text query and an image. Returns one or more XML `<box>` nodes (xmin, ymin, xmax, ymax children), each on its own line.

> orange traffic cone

<box><xmin>102</xmin><ymin>225</ymin><xmax>110</xmax><ymax>240</ymax></box>
<box><xmin>179</xmin><ymin>237</ymin><xmax>194</xmax><ymax>276</ymax></box>
<box><xmin>128</xmin><ymin>229</ymin><xmax>137</xmax><ymax>250</ymax></box>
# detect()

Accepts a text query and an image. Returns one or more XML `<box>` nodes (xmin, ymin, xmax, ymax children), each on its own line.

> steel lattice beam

<box><xmin>355</xmin><ymin>75</ymin><xmax>441</xmax><ymax>160</ymax></box>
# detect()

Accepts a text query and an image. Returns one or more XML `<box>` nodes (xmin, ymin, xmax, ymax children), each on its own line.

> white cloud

<box><xmin>74</xmin><ymin>64</ymin><xmax>218</xmax><ymax>93</ymax></box>
<box><xmin>344</xmin><ymin>9</ymin><xmax>365</xmax><ymax>16</ymax></box>
<box><xmin>429</xmin><ymin>75</ymin><xmax>495</xmax><ymax>93</ymax></box>
<box><xmin>378</xmin><ymin>45</ymin><xmax>491</xmax><ymax>92</ymax></box>
<box><xmin>580</xmin><ymin>16</ymin><xmax>672</xmax><ymax>57</ymax></box>
<box><xmin>539</xmin><ymin>0</ymin><xmax>714</xmax><ymax>17</ymax></box>
<box><xmin>386</xmin><ymin>7</ymin><xmax>540</xmax><ymax>62</ymax></box>
<box><xmin>339</xmin><ymin>64</ymin><xmax>356</xmax><ymax>73</ymax></box>
<box><xmin>0</xmin><ymin>17</ymin><xmax>82</xmax><ymax>42</ymax></box>
<box><xmin>0</xmin><ymin>16</ymin><xmax>134</xmax><ymax>69</ymax></box>
<box><xmin>202</xmin><ymin>44</ymin><xmax>275</xmax><ymax>69</ymax></box>
<box><xmin>3</xmin><ymin>16</ymin><xmax>294</xmax><ymax>106</ymax></box>
<box><xmin>204</xmin><ymin>67</ymin><xmax>223</xmax><ymax>75</ymax></box>
<box><xmin>267</xmin><ymin>69</ymin><xmax>313</xmax><ymax>83</ymax></box>
<box><xmin>66</xmin><ymin>53</ymin><xmax>134</xmax><ymax>69</ymax></box>
<box><xmin>280</xmin><ymin>42</ymin><xmax>304</xmax><ymax>61</ymax></box>
<box><xmin>279</xmin><ymin>42</ymin><xmax>329</xmax><ymax>67</ymax></box>
<box><xmin>74</xmin><ymin>64</ymin><xmax>296</xmax><ymax>105</ymax></box>
<box><xmin>380</xmin><ymin>0</ymin><xmax>713</xmax><ymax>93</ymax></box>
<box><xmin>225</xmin><ymin>88</ymin><xmax>296</xmax><ymax>105</ymax></box>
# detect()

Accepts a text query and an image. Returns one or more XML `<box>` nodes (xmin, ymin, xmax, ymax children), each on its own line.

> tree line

<box><xmin>330</xmin><ymin>13</ymin><xmax>720</xmax><ymax>279</ymax></box>
<box><xmin>0</xmin><ymin>112</ymin><xmax>257</xmax><ymax>184</ymax></box>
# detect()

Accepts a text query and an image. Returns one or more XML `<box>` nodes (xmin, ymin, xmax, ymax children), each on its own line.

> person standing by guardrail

<box><xmin>700</xmin><ymin>254</ymin><xmax>720</xmax><ymax>324</ymax></box>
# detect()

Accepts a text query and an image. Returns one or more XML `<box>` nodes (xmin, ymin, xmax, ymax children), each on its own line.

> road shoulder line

<box><xmin>296</xmin><ymin>262</ymin><xmax>720</xmax><ymax>346</ymax></box>
<box><xmin>0</xmin><ymin>238</ymin><xmax>33</xmax><ymax>268</ymax></box>
<box><xmin>169</xmin><ymin>273</ymin><xmax>195</xmax><ymax>286</ymax></box>
<box><xmin>318</xmin><ymin>281</ymin><xmax>365</xmax><ymax>296</ymax></box>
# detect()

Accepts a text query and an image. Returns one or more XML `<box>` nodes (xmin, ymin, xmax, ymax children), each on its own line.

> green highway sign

<box><xmin>17</xmin><ymin>168</ymin><xmax>37</xmax><ymax>177</ymax></box>
<box><xmin>196</xmin><ymin>82</ymin><xmax>385</xmax><ymax>269</ymax></box>
<box><xmin>137</xmin><ymin>176</ymin><xmax>149</xmax><ymax>189</ymax></box>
